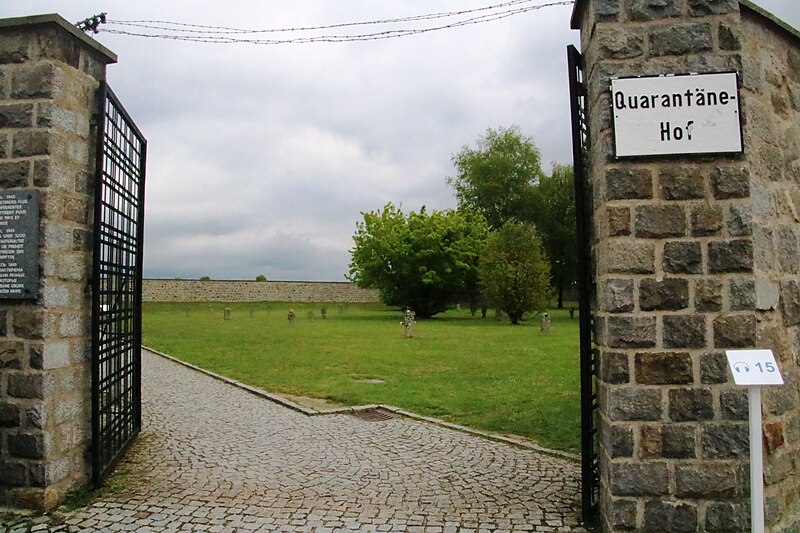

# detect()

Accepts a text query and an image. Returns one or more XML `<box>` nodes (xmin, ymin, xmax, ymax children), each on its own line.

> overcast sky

<box><xmin>1</xmin><ymin>1</ymin><xmax>797</xmax><ymax>281</ymax></box>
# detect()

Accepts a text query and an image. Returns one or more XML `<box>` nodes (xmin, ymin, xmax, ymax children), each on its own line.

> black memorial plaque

<box><xmin>0</xmin><ymin>190</ymin><xmax>39</xmax><ymax>299</ymax></box>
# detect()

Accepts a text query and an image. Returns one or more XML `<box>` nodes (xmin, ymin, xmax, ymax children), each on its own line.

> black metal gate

<box><xmin>567</xmin><ymin>44</ymin><xmax>598</xmax><ymax>523</ymax></box>
<box><xmin>91</xmin><ymin>82</ymin><xmax>147</xmax><ymax>484</ymax></box>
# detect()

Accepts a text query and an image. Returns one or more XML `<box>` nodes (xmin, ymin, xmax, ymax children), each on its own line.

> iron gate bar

<box><xmin>91</xmin><ymin>82</ymin><xmax>147</xmax><ymax>485</ymax></box>
<box><xmin>567</xmin><ymin>44</ymin><xmax>599</xmax><ymax>524</ymax></box>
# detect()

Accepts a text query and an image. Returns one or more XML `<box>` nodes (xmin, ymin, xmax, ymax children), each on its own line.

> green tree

<box><xmin>255</xmin><ymin>274</ymin><xmax>267</xmax><ymax>282</ymax></box>
<box><xmin>348</xmin><ymin>203</ymin><xmax>488</xmax><ymax>318</ymax></box>
<box><xmin>199</xmin><ymin>276</ymin><xmax>211</xmax><ymax>281</ymax></box>
<box><xmin>478</xmin><ymin>222</ymin><xmax>552</xmax><ymax>325</ymax></box>
<box><xmin>531</xmin><ymin>164</ymin><xmax>577</xmax><ymax>308</ymax></box>
<box><xmin>448</xmin><ymin>125</ymin><xmax>544</xmax><ymax>229</ymax></box>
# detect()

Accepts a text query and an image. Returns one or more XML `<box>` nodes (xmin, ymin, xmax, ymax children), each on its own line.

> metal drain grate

<box><xmin>350</xmin><ymin>408</ymin><xmax>396</xmax><ymax>422</ymax></box>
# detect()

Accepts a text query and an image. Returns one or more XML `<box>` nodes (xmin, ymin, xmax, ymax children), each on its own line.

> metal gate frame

<box><xmin>91</xmin><ymin>82</ymin><xmax>147</xmax><ymax>485</ymax></box>
<box><xmin>567</xmin><ymin>44</ymin><xmax>598</xmax><ymax>523</ymax></box>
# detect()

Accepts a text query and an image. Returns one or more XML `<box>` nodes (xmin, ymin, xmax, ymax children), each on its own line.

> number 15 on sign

<box><xmin>726</xmin><ymin>350</ymin><xmax>784</xmax><ymax>386</ymax></box>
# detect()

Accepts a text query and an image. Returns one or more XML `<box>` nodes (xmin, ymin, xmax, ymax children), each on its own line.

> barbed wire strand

<box><xmin>106</xmin><ymin>0</ymin><xmax>547</xmax><ymax>34</ymax></box>
<box><xmin>102</xmin><ymin>1</ymin><xmax>573</xmax><ymax>45</ymax></box>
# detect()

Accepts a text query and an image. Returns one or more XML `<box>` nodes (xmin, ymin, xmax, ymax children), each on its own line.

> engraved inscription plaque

<box><xmin>0</xmin><ymin>190</ymin><xmax>39</xmax><ymax>299</ymax></box>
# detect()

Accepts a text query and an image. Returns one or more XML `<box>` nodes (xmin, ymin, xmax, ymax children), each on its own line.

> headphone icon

<box><xmin>734</xmin><ymin>362</ymin><xmax>750</xmax><ymax>374</ymax></box>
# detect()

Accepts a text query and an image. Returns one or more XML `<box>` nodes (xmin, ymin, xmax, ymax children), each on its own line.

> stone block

<box><xmin>13</xmin><ymin>310</ymin><xmax>44</xmax><ymax>339</ymax></box>
<box><xmin>702</xmin><ymin>423</ymin><xmax>749</xmax><ymax>459</ymax></box>
<box><xmin>62</xmin><ymin>196</ymin><xmax>89</xmax><ymax>225</ymax></box>
<box><xmin>26</xmin><ymin>404</ymin><xmax>45</xmax><ymax>429</ymax></box>
<box><xmin>780</xmin><ymin>280</ymin><xmax>800</xmax><ymax>327</ymax></box>
<box><xmin>729</xmin><ymin>278</ymin><xmax>756</xmax><ymax>310</ymax></box>
<box><xmin>706</xmin><ymin>502</ymin><xmax>751</xmax><ymax>532</ymax></box>
<box><xmin>638</xmin><ymin>424</ymin><xmax>662</xmax><ymax>458</ymax></box>
<box><xmin>72</xmin><ymin>228</ymin><xmax>91</xmax><ymax>252</ymax></box>
<box><xmin>606</xmin><ymin>168</ymin><xmax>652</xmax><ymax>199</ymax></box>
<box><xmin>663</xmin><ymin>315</ymin><xmax>706</xmax><ymax>348</ymax></box>
<box><xmin>728</xmin><ymin>204</ymin><xmax>751</xmax><ymax>236</ymax></box>
<box><xmin>8</xmin><ymin>432</ymin><xmax>45</xmax><ymax>459</ymax></box>
<box><xmin>713</xmin><ymin>314</ymin><xmax>756</xmax><ymax>348</ymax></box>
<box><xmin>11</xmin><ymin>63</ymin><xmax>58</xmax><ymax>99</ymax></box>
<box><xmin>601</xmin><ymin>351</ymin><xmax>630</xmax><ymax>384</ymax></box>
<box><xmin>663</xmin><ymin>424</ymin><xmax>696</xmax><ymax>458</ymax></box>
<box><xmin>611</xmin><ymin>462</ymin><xmax>669</xmax><ymax>496</ymax></box>
<box><xmin>669</xmin><ymin>387</ymin><xmax>714</xmax><ymax>421</ymax></box>
<box><xmin>709</xmin><ymin>239</ymin><xmax>753</xmax><ymax>273</ymax></box>
<box><xmin>0</xmin><ymin>34</ymin><xmax>31</xmax><ymax>64</ymax></box>
<box><xmin>696</xmin><ymin>279</ymin><xmax>723</xmax><ymax>312</ymax></box>
<box><xmin>639</xmin><ymin>278</ymin><xmax>688</xmax><ymax>311</ymax></box>
<box><xmin>605</xmin><ymin>421</ymin><xmax>634</xmax><ymax>458</ymax></box>
<box><xmin>0</xmin><ymin>461</ymin><xmax>27</xmax><ymax>487</ymax></box>
<box><xmin>691</xmin><ymin>205</ymin><xmax>723</xmax><ymax>236</ymax></box>
<box><xmin>663</xmin><ymin>241</ymin><xmax>702</xmax><ymax>274</ymax></box>
<box><xmin>28</xmin><ymin>344</ymin><xmax>43</xmax><ymax>370</ymax></box>
<box><xmin>0</xmin><ymin>103</ymin><xmax>34</xmax><ymax>128</ymax></box>
<box><xmin>718</xmin><ymin>21</ymin><xmax>742</xmax><ymax>50</ymax></box>
<box><xmin>6</xmin><ymin>373</ymin><xmax>45</xmax><ymax>399</ymax></box>
<box><xmin>635</xmin><ymin>351</ymin><xmax>693</xmax><ymax>385</ymax></box>
<box><xmin>710</xmin><ymin>166</ymin><xmax>749</xmax><ymax>199</ymax></box>
<box><xmin>597</xmin><ymin>28</ymin><xmax>645</xmax><ymax>60</ymax></box>
<box><xmin>607</xmin><ymin>316</ymin><xmax>656</xmax><ymax>348</ymax></box>
<box><xmin>763</xmin><ymin>421</ymin><xmax>784</xmax><ymax>454</ymax></box>
<box><xmin>12</xmin><ymin>130</ymin><xmax>49</xmax><ymax>157</ymax></box>
<box><xmin>776</xmin><ymin>225</ymin><xmax>800</xmax><ymax>274</ymax></box>
<box><xmin>625</xmin><ymin>0</ymin><xmax>681</xmax><ymax>21</ymax></box>
<box><xmin>42</xmin><ymin>341</ymin><xmax>71</xmax><ymax>370</ymax></box>
<box><xmin>594</xmin><ymin>0</ymin><xmax>621</xmax><ymax>21</ymax></box>
<box><xmin>606</xmin><ymin>239</ymin><xmax>655</xmax><ymax>274</ymax></box>
<box><xmin>764</xmin><ymin>452</ymin><xmax>793</xmax><ymax>485</ymax></box>
<box><xmin>649</xmin><ymin>23</ymin><xmax>712</xmax><ymax>57</ymax></box>
<box><xmin>0</xmin><ymin>160</ymin><xmax>30</xmax><ymax>188</ymax></box>
<box><xmin>603</xmin><ymin>278</ymin><xmax>634</xmax><ymax>313</ymax></box>
<box><xmin>610</xmin><ymin>497</ymin><xmax>637</xmax><ymax>530</ymax></box>
<box><xmin>635</xmin><ymin>205</ymin><xmax>686</xmax><ymax>238</ymax></box>
<box><xmin>688</xmin><ymin>0</ymin><xmax>738</xmax><ymax>15</ymax></box>
<box><xmin>608</xmin><ymin>206</ymin><xmax>631</xmax><ymax>236</ymax></box>
<box><xmin>0</xmin><ymin>402</ymin><xmax>20</xmax><ymax>427</ymax></box>
<box><xmin>764</xmin><ymin>375</ymin><xmax>798</xmax><ymax>416</ymax></box>
<box><xmin>675</xmin><ymin>463</ymin><xmax>738</xmax><ymax>498</ymax></box>
<box><xmin>609</xmin><ymin>387</ymin><xmax>662</xmax><ymax>421</ymax></box>
<box><xmin>643</xmin><ymin>499</ymin><xmax>697</xmax><ymax>533</ymax></box>
<box><xmin>720</xmin><ymin>389</ymin><xmax>748</xmax><ymax>420</ymax></box>
<box><xmin>0</xmin><ymin>341</ymin><xmax>24</xmax><ymax>369</ymax></box>
<box><xmin>659</xmin><ymin>166</ymin><xmax>704</xmax><ymax>200</ymax></box>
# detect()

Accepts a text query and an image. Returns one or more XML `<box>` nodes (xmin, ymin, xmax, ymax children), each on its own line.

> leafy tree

<box><xmin>348</xmin><ymin>203</ymin><xmax>488</xmax><ymax>318</ymax></box>
<box><xmin>531</xmin><ymin>164</ymin><xmax>577</xmax><ymax>308</ymax></box>
<box><xmin>199</xmin><ymin>276</ymin><xmax>211</xmax><ymax>281</ymax></box>
<box><xmin>478</xmin><ymin>222</ymin><xmax>552</xmax><ymax>325</ymax></box>
<box><xmin>255</xmin><ymin>274</ymin><xmax>267</xmax><ymax>282</ymax></box>
<box><xmin>448</xmin><ymin>126</ymin><xmax>544</xmax><ymax>229</ymax></box>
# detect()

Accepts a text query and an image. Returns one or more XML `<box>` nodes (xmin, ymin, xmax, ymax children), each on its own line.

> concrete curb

<box><xmin>143</xmin><ymin>346</ymin><xmax>581</xmax><ymax>463</ymax></box>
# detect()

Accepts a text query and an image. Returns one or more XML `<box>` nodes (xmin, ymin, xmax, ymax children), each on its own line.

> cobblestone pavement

<box><xmin>2</xmin><ymin>350</ymin><xmax>584</xmax><ymax>532</ymax></box>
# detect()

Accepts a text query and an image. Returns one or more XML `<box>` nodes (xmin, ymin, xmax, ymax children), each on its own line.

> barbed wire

<box><xmin>101</xmin><ymin>0</ymin><xmax>573</xmax><ymax>45</ymax></box>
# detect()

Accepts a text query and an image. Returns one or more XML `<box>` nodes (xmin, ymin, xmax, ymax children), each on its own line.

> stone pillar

<box><xmin>0</xmin><ymin>15</ymin><xmax>115</xmax><ymax>510</ymax></box>
<box><xmin>571</xmin><ymin>0</ymin><xmax>800</xmax><ymax>531</ymax></box>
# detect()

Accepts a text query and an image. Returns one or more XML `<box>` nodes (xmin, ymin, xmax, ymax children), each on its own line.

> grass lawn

<box><xmin>142</xmin><ymin>302</ymin><xmax>581</xmax><ymax>452</ymax></box>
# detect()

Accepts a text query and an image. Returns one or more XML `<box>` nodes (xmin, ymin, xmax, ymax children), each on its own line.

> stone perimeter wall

<box><xmin>143</xmin><ymin>279</ymin><xmax>380</xmax><ymax>303</ymax></box>
<box><xmin>573</xmin><ymin>0</ymin><xmax>799</xmax><ymax>531</ymax></box>
<box><xmin>0</xmin><ymin>17</ymin><xmax>115</xmax><ymax>509</ymax></box>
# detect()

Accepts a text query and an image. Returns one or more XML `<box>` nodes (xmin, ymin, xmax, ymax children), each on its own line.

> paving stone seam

<box><xmin>142</xmin><ymin>346</ymin><xmax>581</xmax><ymax>463</ymax></box>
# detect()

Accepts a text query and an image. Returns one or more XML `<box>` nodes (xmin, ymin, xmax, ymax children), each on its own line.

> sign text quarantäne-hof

<box><xmin>611</xmin><ymin>72</ymin><xmax>743</xmax><ymax>157</ymax></box>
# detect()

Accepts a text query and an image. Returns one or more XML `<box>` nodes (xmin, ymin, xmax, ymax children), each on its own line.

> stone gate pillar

<box><xmin>0</xmin><ymin>15</ymin><xmax>115</xmax><ymax>509</ymax></box>
<box><xmin>571</xmin><ymin>1</ymin><xmax>799</xmax><ymax>531</ymax></box>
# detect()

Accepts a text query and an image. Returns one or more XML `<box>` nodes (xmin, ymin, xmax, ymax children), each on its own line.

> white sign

<box><xmin>611</xmin><ymin>72</ymin><xmax>743</xmax><ymax>157</ymax></box>
<box><xmin>725</xmin><ymin>349</ymin><xmax>784</xmax><ymax>386</ymax></box>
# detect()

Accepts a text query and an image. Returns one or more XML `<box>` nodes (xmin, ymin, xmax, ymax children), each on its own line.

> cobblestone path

<box><xmin>2</xmin><ymin>350</ymin><xmax>583</xmax><ymax>532</ymax></box>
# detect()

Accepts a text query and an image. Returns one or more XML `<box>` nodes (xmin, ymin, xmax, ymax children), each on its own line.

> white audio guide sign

<box><xmin>725</xmin><ymin>349</ymin><xmax>784</xmax><ymax>386</ymax></box>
